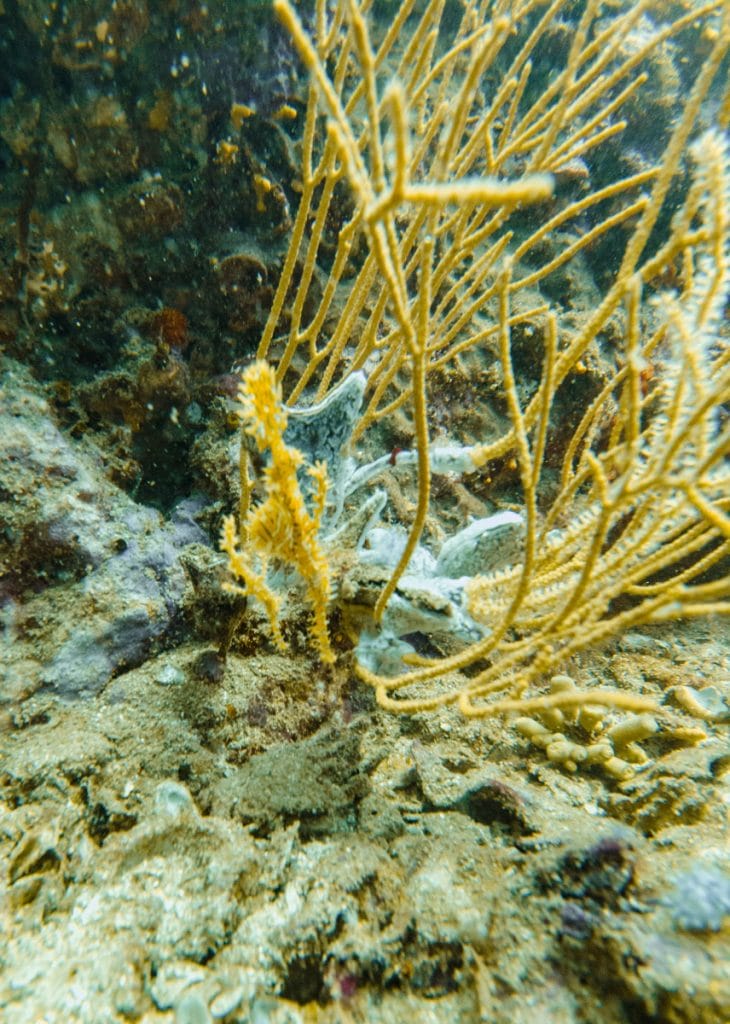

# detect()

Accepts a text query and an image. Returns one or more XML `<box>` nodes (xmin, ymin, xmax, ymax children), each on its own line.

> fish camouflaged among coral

<box><xmin>220</xmin><ymin>360</ymin><xmax>334</xmax><ymax>664</ymax></box>
<box><xmin>1</xmin><ymin>1</ymin><xmax>730</xmax><ymax>1023</ymax></box>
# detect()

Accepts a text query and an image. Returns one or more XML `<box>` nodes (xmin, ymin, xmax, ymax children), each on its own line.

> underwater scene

<box><xmin>1</xmin><ymin>0</ymin><xmax>729</xmax><ymax>1020</ymax></box>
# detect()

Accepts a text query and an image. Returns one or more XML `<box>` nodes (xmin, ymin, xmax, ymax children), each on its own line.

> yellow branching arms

<box><xmin>223</xmin><ymin>0</ymin><xmax>730</xmax><ymax>719</ymax></box>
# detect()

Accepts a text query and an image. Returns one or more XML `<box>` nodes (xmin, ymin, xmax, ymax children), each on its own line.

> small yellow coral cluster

<box><xmin>220</xmin><ymin>361</ymin><xmax>334</xmax><ymax>663</ymax></box>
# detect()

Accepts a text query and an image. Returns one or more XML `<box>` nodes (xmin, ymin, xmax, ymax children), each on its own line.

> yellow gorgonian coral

<box><xmin>223</xmin><ymin>0</ymin><xmax>730</xmax><ymax>719</ymax></box>
<box><xmin>220</xmin><ymin>360</ymin><xmax>334</xmax><ymax>664</ymax></box>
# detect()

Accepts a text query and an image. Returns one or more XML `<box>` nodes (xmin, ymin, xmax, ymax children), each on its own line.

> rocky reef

<box><xmin>1</xmin><ymin>2</ymin><xmax>729</xmax><ymax>1023</ymax></box>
